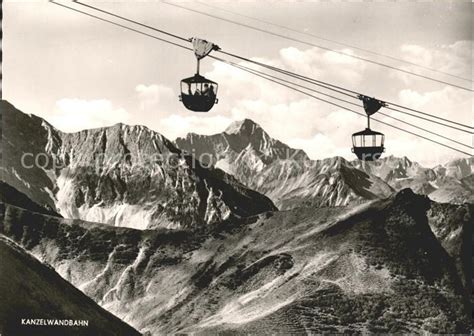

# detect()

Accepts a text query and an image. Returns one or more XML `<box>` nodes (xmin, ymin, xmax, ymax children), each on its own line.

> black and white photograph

<box><xmin>0</xmin><ymin>0</ymin><xmax>472</xmax><ymax>335</ymax></box>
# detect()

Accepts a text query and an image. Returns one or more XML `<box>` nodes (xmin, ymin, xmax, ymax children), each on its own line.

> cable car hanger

<box><xmin>352</xmin><ymin>95</ymin><xmax>388</xmax><ymax>161</ymax></box>
<box><xmin>179</xmin><ymin>38</ymin><xmax>220</xmax><ymax>112</ymax></box>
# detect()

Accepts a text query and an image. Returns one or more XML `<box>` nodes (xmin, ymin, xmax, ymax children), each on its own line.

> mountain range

<box><xmin>354</xmin><ymin>156</ymin><xmax>474</xmax><ymax>203</ymax></box>
<box><xmin>1</xmin><ymin>101</ymin><xmax>275</xmax><ymax>230</ymax></box>
<box><xmin>176</xmin><ymin>118</ymin><xmax>473</xmax><ymax>208</ymax></box>
<box><xmin>0</xmin><ymin>100</ymin><xmax>472</xmax><ymax>334</ymax></box>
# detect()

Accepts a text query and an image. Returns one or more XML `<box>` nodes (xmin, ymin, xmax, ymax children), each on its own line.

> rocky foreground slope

<box><xmin>0</xmin><ymin>187</ymin><xmax>469</xmax><ymax>335</ymax></box>
<box><xmin>0</xmin><ymin>235</ymin><xmax>141</xmax><ymax>336</ymax></box>
<box><xmin>0</xmin><ymin>100</ymin><xmax>275</xmax><ymax>230</ymax></box>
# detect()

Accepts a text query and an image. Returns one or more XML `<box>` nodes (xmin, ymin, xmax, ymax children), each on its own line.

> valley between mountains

<box><xmin>0</xmin><ymin>100</ymin><xmax>472</xmax><ymax>335</ymax></box>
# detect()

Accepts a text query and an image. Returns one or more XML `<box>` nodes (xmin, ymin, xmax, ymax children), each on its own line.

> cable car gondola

<box><xmin>352</xmin><ymin>95</ymin><xmax>387</xmax><ymax>161</ymax></box>
<box><xmin>179</xmin><ymin>38</ymin><xmax>220</xmax><ymax>112</ymax></box>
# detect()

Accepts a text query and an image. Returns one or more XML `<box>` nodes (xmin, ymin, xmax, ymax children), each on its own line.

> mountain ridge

<box><xmin>1</xmin><ymin>100</ymin><xmax>276</xmax><ymax>230</ymax></box>
<box><xmin>176</xmin><ymin>119</ymin><xmax>394</xmax><ymax>209</ymax></box>
<box><xmin>176</xmin><ymin>119</ymin><xmax>473</xmax><ymax>207</ymax></box>
<box><xmin>0</xmin><ymin>188</ymin><xmax>469</xmax><ymax>334</ymax></box>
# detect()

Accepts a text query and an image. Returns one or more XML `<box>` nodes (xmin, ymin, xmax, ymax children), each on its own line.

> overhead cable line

<box><xmin>197</xmin><ymin>0</ymin><xmax>472</xmax><ymax>82</ymax></box>
<box><xmin>50</xmin><ymin>1</ymin><xmax>193</xmax><ymax>51</ymax></box>
<box><xmin>74</xmin><ymin>0</ymin><xmax>190</xmax><ymax>43</ymax></box>
<box><xmin>50</xmin><ymin>0</ymin><xmax>473</xmax><ymax>157</ymax></box>
<box><xmin>162</xmin><ymin>1</ymin><xmax>473</xmax><ymax>92</ymax></box>
<box><xmin>72</xmin><ymin>0</ymin><xmax>474</xmax><ymax>132</ymax></box>
<box><xmin>222</xmin><ymin>61</ymin><xmax>472</xmax><ymax>156</ymax></box>
<box><xmin>213</xmin><ymin>60</ymin><xmax>472</xmax><ymax>150</ymax></box>
<box><xmin>218</xmin><ymin>50</ymin><xmax>474</xmax><ymax>133</ymax></box>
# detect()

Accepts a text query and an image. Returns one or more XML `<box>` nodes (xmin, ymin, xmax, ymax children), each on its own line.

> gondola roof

<box><xmin>352</xmin><ymin>128</ymin><xmax>384</xmax><ymax>136</ymax></box>
<box><xmin>181</xmin><ymin>74</ymin><xmax>217</xmax><ymax>85</ymax></box>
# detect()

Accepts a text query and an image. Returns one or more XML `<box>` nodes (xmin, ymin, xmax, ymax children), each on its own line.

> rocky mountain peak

<box><xmin>224</xmin><ymin>118</ymin><xmax>264</xmax><ymax>136</ymax></box>
<box><xmin>224</xmin><ymin>119</ymin><xmax>275</xmax><ymax>155</ymax></box>
<box><xmin>177</xmin><ymin>119</ymin><xmax>393</xmax><ymax>209</ymax></box>
<box><xmin>440</xmin><ymin>156</ymin><xmax>474</xmax><ymax>179</ymax></box>
<box><xmin>57</xmin><ymin>121</ymin><xmax>180</xmax><ymax>168</ymax></box>
<box><xmin>320</xmin><ymin>156</ymin><xmax>348</xmax><ymax>168</ymax></box>
<box><xmin>1</xmin><ymin>100</ymin><xmax>276</xmax><ymax>230</ymax></box>
<box><xmin>176</xmin><ymin>118</ymin><xmax>309</xmax><ymax>172</ymax></box>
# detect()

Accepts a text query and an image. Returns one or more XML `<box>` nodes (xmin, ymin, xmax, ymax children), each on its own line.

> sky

<box><xmin>3</xmin><ymin>0</ymin><xmax>473</xmax><ymax>167</ymax></box>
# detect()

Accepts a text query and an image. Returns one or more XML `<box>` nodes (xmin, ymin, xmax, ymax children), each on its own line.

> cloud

<box><xmin>50</xmin><ymin>43</ymin><xmax>470</xmax><ymax>166</ymax></box>
<box><xmin>229</xmin><ymin>98</ymin><xmax>326</xmax><ymax>140</ymax></box>
<box><xmin>384</xmin><ymin>136</ymin><xmax>463</xmax><ymax>168</ymax></box>
<box><xmin>202</xmin><ymin>48</ymin><xmax>369</xmax><ymax>159</ymax></box>
<box><xmin>397</xmin><ymin>86</ymin><xmax>472</xmax><ymax>134</ymax></box>
<box><xmin>393</xmin><ymin>40</ymin><xmax>471</xmax><ymax>85</ymax></box>
<box><xmin>135</xmin><ymin>84</ymin><xmax>175</xmax><ymax>115</ymax></box>
<box><xmin>202</xmin><ymin>43</ymin><xmax>471</xmax><ymax>166</ymax></box>
<box><xmin>193</xmin><ymin>47</ymin><xmax>375</xmax><ymax>163</ymax></box>
<box><xmin>159</xmin><ymin>114</ymin><xmax>234</xmax><ymax>140</ymax></box>
<box><xmin>402</xmin><ymin>41</ymin><xmax>471</xmax><ymax>74</ymax></box>
<box><xmin>378</xmin><ymin>41</ymin><xmax>472</xmax><ymax>165</ymax></box>
<box><xmin>399</xmin><ymin>86</ymin><xmax>471</xmax><ymax>112</ymax></box>
<box><xmin>283</xmin><ymin>108</ymin><xmax>362</xmax><ymax>160</ymax></box>
<box><xmin>376</xmin><ymin>86</ymin><xmax>473</xmax><ymax>166</ymax></box>
<box><xmin>51</xmin><ymin>98</ymin><xmax>129</xmax><ymax>132</ymax></box>
<box><xmin>279</xmin><ymin>47</ymin><xmax>367</xmax><ymax>85</ymax></box>
<box><xmin>287</xmin><ymin>132</ymin><xmax>351</xmax><ymax>160</ymax></box>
